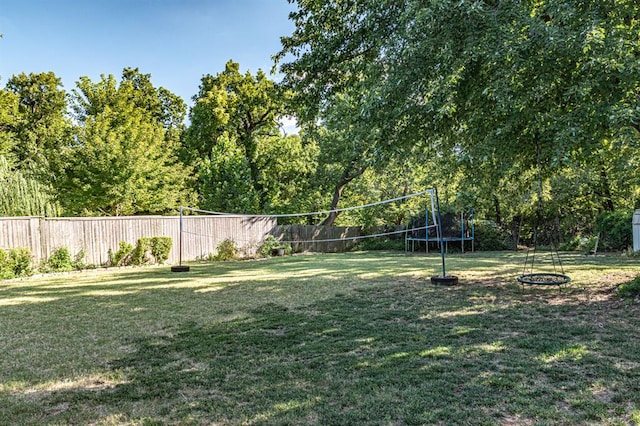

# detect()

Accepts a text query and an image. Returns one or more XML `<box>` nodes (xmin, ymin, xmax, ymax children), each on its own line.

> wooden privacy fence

<box><xmin>271</xmin><ymin>225</ymin><xmax>361</xmax><ymax>253</ymax></box>
<box><xmin>0</xmin><ymin>216</ymin><xmax>276</xmax><ymax>265</ymax></box>
<box><xmin>0</xmin><ymin>216</ymin><xmax>362</xmax><ymax>265</ymax></box>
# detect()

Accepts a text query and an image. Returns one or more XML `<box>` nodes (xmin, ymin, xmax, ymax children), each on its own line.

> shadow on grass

<box><xmin>38</xmin><ymin>278</ymin><xmax>640</xmax><ymax>425</ymax></box>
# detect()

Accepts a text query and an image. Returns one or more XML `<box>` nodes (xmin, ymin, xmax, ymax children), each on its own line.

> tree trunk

<box><xmin>320</xmin><ymin>159</ymin><xmax>367</xmax><ymax>226</ymax></box>
<box><xmin>510</xmin><ymin>216</ymin><xmax>521</xmax><ymax>250</ymax></box>
<box><xmin>240</xmin><ymin>135</ymin><xmax>267</xmax><ymax>209</ymax></box>
<box><xmin>599</xmin><ymin>167</ymin><xmax>615</xmax><ymax>212</ymax></box>
<box><xmin>493</xmin><ymin>194</ymin><xmax>502</xmax><ymax>225</ymax></box>
<box><xmin>321</xmin><ymin>182</ymin><xmax>347</xmax><ymax>226</ymax></box>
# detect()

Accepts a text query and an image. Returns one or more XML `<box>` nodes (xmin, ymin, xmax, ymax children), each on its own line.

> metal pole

<box><xmin>435</xmin><ymin>188</ymin><xmax>446</xmax><ymax>277</ymax></box>
<box><xmin>179</xmin><ymin>206</ymin><xmax>183</xmax><ymax>266</ymax></box>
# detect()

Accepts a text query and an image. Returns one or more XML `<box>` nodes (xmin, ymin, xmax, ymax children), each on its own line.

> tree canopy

<box><xmin>60</xmin><ymin>69</ymin><xmax>194</xmax><ymax>215</ymax></box>
<box><xmin>184</xmin><ymin>60</ymin><xmax>304</xmax><ymax>212</ymax></box>
<box><xmin>278</xmin><ymin>0</ymin><xmax>639</xmax><ymax>178</ymax></box>
<box><xmin>276</xmin><ymin>0</ymin><xmax>640</xmax><ymax>238</ymax></box>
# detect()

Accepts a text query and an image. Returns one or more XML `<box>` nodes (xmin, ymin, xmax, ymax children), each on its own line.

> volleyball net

<box><xmin>176</xmin><ymin>189</ymin><xmax>439</xmax><ymax>260</ymax></box>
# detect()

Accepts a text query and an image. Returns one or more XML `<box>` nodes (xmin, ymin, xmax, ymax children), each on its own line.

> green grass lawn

<box><xmin>1</xmin><ymin>251</ymin><xmax>639</xmax><ymax>425</ymax></box>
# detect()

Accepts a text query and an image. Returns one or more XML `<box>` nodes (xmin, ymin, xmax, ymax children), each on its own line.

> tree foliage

<box><xmin>279</xmin><ymin>0</ymin><xmax>639</xmax><ymax>161</ymax></box>
<box><xmin>4</xmin><ymin>72</ymin><xmax>72</xmax><ymax>173</ymax></box>
<box><xmin>0</xmin><ymin>155</ymin><xmax>61</xmax><ymax>216</ymax></box>
<box><xmin>278</xmin><ymin>0</ymin><xmax>640</xmax><ymax>239</ymax></box>
<box><xmin>60</xmin><ymin>70</ymin><xmax>194</xmax><ymax>215</ymax></box>
<box><xmin>0</xmin><ymin>89</ymin><xmax>19</xmax><ymax>159</ymax></box>
<box><xmin>184</xmin><ymin>60</ymin><xmax>307</xmax><ymax>212</ymax></box>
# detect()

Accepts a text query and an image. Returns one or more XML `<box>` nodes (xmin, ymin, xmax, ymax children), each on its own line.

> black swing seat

<box><xmin>517</xmin><ymin>272</ymin><xmax>571</xmax><ymax>286</ymax></box>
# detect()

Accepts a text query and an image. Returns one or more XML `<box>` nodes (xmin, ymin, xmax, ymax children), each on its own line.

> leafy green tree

<box><xmin>304</xmin><ymin>109</ymin><xmax>374</xmax><ymax>225</ymax></box>
<box><xmin>278</xmin><ymin>0</ymin><xmax>640</xmax><ymax>238</ymax></box>
<box><xmin>197</xmin><ymin>132</ymin><xmax>261</xmax><ymax>213</ymax></box>
<box><xmin>197</xmin><ymin>131</ymin><xmax>319</xmax><ymax>216</ymax></box>
<box><xmin>0</xmin><ymin>89</ymin><xmax>19</xmax><ymax>159</ymax></box>
<box><xmin>335</xmin><ymin>154</ymin><xmax>441</xmax><ymax>229</ymax></box>
<box><xmin>4</xmin><ymin>72</ymin><xmax>72</xmax><ymax>172</ymax></box>
<box><xmin>184</xmin><ymin>60</ymin><xmax>290</xmax><ymax>210</ymax></box>
<box><xmin>0</xmin><ymin>155</ymin><xmax>60</xmax><ymax>216</ymax></box>
<box><xmin>61</xmin><ymin>70</ymin><xmax>194</xmax><ymax>215</ymax></box>
<box><xmin>73</xmin><ymin>68</ymin><xmax>186</xmax><ymax>134</ymax></box>
<box><xmin>257</xmin><ymin>133</ymin><xmax>319</xmax><ymax>217</ymax></box>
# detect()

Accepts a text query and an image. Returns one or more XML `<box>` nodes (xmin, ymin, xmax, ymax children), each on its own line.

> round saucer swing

<box><xmin>517</xmin><ymin>141</ymin><xmax>571</xmax><ymax>289</ymax></box>
<box><xmin>517</xmin><ymin>271</ymin><xmax>571</xmax><ymax>286</ymax></box>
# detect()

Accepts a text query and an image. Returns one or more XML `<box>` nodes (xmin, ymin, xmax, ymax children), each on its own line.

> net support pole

<box><xmin>431</xmin><ymin>188</ymin><xmax>458</xmax><ymax>285</ymax></box>
<box><xmin>171</xmin><ymin>206</ymin><xmax>190</xmax><ymax>272</ymax></box>
<box><xmin>179</xmin><ymin>206</ymin><xmax>183</xmax><ymax>266</ymax></box>
<box><xmin>436</xmin><ymin>188</ymin><xmax>446</xmax><ymax>277</ymax></box>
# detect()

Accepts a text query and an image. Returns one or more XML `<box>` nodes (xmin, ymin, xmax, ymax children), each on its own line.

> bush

<box><xmin>215</xmin><ymin>238</ymin><xmax>238</xmax><ymax>261</ymax></box>
<box><xmin>257</xmin><ymin>235</ymin><xmax>291</xmax><ymax>257</ymax></box>
<box><xmin>596</xmin><ymin>210</ymin><xmax>633</xmax><ymax>251</ymax></box>
<box><xmin>352</xmin><ymin>237</ymin><xmax>405</xmax><ymax>251</ymax></box>
<box><xmin>558</xmin><ymin>235</ymin><xmax>599</xmax><ymax>254</ymax></box>
<box><xmin>0</xmin><ymin>247</ymin><xmax>35</xmax><ymax>280</ymax></box>
<box><xmin>74</xmin><ymin>249</ymin><xmax>89</xmax><ymax>270</ymax></box>
<box><xmin>108</xmin><ymin>241</ymin><xmax>134</xmax><ymax>267</ymax></box>
<box><xmin>258</xmin><ymin>235</ymin><xmax>279</xmax><ymax>257</ymax></box>
<box><xmin>44</xmin><ymin>247</ymin><xmax>74</xmax><ymax>272</ymax></box>
<box><xmin>581</xmin><ymin>235</ymin><xmax>600</xmax><ymax>255</ymax></box>
<box><xmin>0</xmin><ymin>249</ymin><xmax>13</xmax><ymax>280</ymax></box>
<box><xmin>150</xmin><ymin>237</ymin><xmax>172</xmax><ymax>264</ymax></box>
<box><xmin>114</xmin><ymin>237</ymin><xmax>173</xmax><ymax>266</ymax></box>
<box><xmin>474</xmin><ymin>220</ymin><xmax>510</xmax><ymax>251</ymax></box>
<box><xmin>130</xmin><ymin>238</ymin><xmax>152</xmax><ymax>266</ymax></box>
<box><xmin>10</xmin><ymin>247</ymin><xmax>34</xmax><ymax>277</ymax></box>
<box><xmin>618</xmin><ymin>275</ymin><xmax>640</xmax><ymax>298</ymax></box>
<box><xmin>39</xmin><ymin>247</ymin><xmax>92</xmax><ymax>273</ymax></box>
<box><xmin>558</xmin><ymin>235</ymin><xmax>581</xmax><ymax>251</ymax></box>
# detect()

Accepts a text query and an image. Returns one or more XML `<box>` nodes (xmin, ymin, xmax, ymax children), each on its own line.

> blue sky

<box><xmin>0</xmin><ymin>0</ymin><xmax>296</xmax><ymax>108</ymax></box>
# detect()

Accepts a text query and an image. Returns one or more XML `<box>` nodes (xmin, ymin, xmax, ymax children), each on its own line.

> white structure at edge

<box><xmin>633</xmin><ymin>210</ymin><xmax>640</xmax><ymax>253</ymax></box>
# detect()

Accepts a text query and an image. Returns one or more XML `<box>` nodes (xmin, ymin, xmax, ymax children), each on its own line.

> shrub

<box><xmin>558</xmin><ymin>235</ymin><xmax>579</xmax><ymax>251</ymax></box>
<box><xmin>44</xmin><ymin>247</ymin><xmax>74</xmax><ymax>272</ymax></box>
<box><xmin>581</xmin><ymin>235</ymin><xmax>600</xmax><ymax>255</ymax></box>
<box><xmin>352</xmin><ymin>237</ymin><xmax>405</xmax><ymax>251</ymax></box>
<box><xmin>258</xmin><ymin>235</ymin><xmax>280</xmax><ymax>257</ymax></box>
<box><xmin>130</xmin><ymin>238</ymin><xmax>152</xmax><ymax>266</ymax></box>
<box><xmin>215</xmin><ymin>238</ymin><xmax>238</xmax><ymax>261</ymax></box>
<box><xmin>618</xmin><ymin>275</ymin><xmax>640</xmax><ymax>298</ymax></box>
<box><xmin>474</xmin><ymin>220</ymin><xmax>510</xmax><ymax>251</ymax></box>
<box><xmin>558</xmin><ymin>235</ymin><xmax>599</xmax><ymax>254</ymax></box>
<box><xmin>74</xmin><ymin>249</ymin><xmax>88</xmax><ymax>270</ymax></box>
<box><xmin>596</xmin><ymin>210</ymin><xmax>633</xmax><ymax>251</ymax></box>
<box><xmin>1</xmin><ymin>247</ymin><xmax>36</xmax><ymax>279</ymax></box>
<box><xmin>41</xmin><ymin>247</ymin><xmax>91</xmax><ymax>273</ymax></box>
<box><xmin>130</xmin><ymin>237</ymin><xmax>173</xmax><ymax>265</ymax></box>
<box><xmin>150</xmin><ymin>237</ymin><xmax>172</xmax><ymax>264</ymax></box>
<box><xmin>257</xmin><ymin>235</ymin><xmax>291</xmax><ymax>257</ymax></box>
<box><xmin>0</xmin><ymin>249</ymin><xmax>13</xmax><ymax>280</ymax></box>
<box><xmin>108</xmin><ymin>241</ymin><xmax>134</xmax><ymax>267</ymax></box>
<box><xmin>109</xmin><ymin>237</ymin><xmax>172</xmax><ymax>267</ymax></box>
<box><xmin>7</xmin><ymin>247</ymin><xmax>33</xmax><ymax>277</ymax></box>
